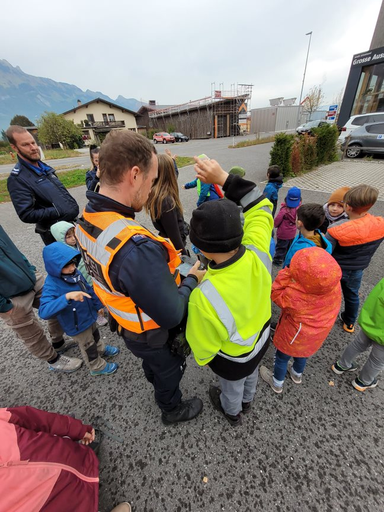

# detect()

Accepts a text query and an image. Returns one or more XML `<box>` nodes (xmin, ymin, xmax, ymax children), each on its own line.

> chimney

<box><xmin>77</xmin><ymin>99</ymin><xmax>82</xmax><ymax>106</ymax></box>
<box><xmin>149</xmin><ymin>100</ymin><xmax>156</xmax><ymax>106</ymax></box>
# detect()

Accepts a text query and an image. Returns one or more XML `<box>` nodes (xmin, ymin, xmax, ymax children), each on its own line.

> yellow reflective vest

<box><xmin>75</xmin><ymin>210</ymin><xmax>181</xmax><ymax>333</ymax></box>
<box><xmin>186</xmin><ymin>194</ymin><xmax>273</xmax><ymax>367</ymax></box>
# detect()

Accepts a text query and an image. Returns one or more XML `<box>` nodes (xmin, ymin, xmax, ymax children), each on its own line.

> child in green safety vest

<box><xmin>183</xmin><ymin>177</ymin><xmax>223</xmax><ymax>206</ymax></box>
<box><xmin>186</xmin><ymin>157</ymin><xmax>273</xmax><ymax>427</ymax></box>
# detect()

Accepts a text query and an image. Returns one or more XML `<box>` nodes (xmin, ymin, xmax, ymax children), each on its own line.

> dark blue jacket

<box><xmin>7</xmin><ymin>157</ymin><xmax>79</xmax><ymax>234</ymax></box>
<box><xmin>0</xmin><ymin>225</ymin><xmax>36</xmax><ymax>313</ymax></box>
<box><xmin>85</xmin><ymin>167</ymin><xmax>99</xmax><ymax>191</ymax></box>
<box><xmin>80</xmin><ymin>191</ymin><xmax>198</xmax><ymax>347</ymax></box>
<box><xmin>39</xmin><ymin>242</ymin><xmax>103</xmax><ymax>336</ymax></box>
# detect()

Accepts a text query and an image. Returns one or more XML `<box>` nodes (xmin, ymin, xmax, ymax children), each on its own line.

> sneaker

<box><xmin>209</xmin><ymin>386</ymin><xmax>242</xmax><ymax>427</ymax></box>
<box><xmin>161</xmin><ymin>397</ymin><xmax>203</xmax><ymax>425</ymax></box>
<box><xmin>242</xmin><ymin>401</ymin><xmax>252</xmax><ymax>415</ymax></box>
<box><xmin>48</xmin><ymin>355</ymin><xmax>82</xmax><ymax>373</ymax></box>
<box><xmin>331</xmin><ymin>361</ymin><xmax>358</xmax><ymax>375</ymax></box>
<box><xmin>260</xmin><ymin>365</ymin><xmax>283</xmax><ymax>394</ymax></box>
<box><xmin>55</xmin><ymin>339</ymin><xmax>77</xmax><ymax>355</ymax></box>
<box><xmin>352</xmin><ymin>377</ymin><xmax>378</xmax><ymax>392</ymax></box>
<box><xmin>90</xmin><ymin>362</ymin><xmax>118</xmax><ymax>376</ymax></box>
<box><xmin>289</xmin><ymin>367</ymin><xmax>302</xmax><ymax>384</ymax></box>
<box><xmin>339</xmin><ymin>312</ymin><xmax>355</xmax><ymax>333</ymax></box>
<box><xmin>103</xmin><ymin>345</ymin><xmax>120</xmax><ymax>357</ymax></box>
<box><xmin>110</xmin><ymin>503</ymin><xmax>132</xmax><ymax>512</ymax></box>
<box><xmin>97</xmin><ymin>314</ymin><xmax>108</xmax><ymax>327</ymax></box>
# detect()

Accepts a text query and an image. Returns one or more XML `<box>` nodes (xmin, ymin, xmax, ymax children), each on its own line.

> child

<box><xmin>51</xmin><ymin>221</ymin><xmax>108</xmax><ymax>326</ymax></box>
<box><xmin>272</xmin><ymin>187</ymin><xmax>301</xmax><ymax>265</ymax></box>
<box><xmin>39</xmin><ymin>242</ymin><xmax>119</xmax><ymax>376</ymax></box>
<box><xmin>332</xmin><ymin>277</ymin><xmax>384</xmax><ymax>392</ymax></box>
<box><xmin>320</xmin><ymin>186</ymin><xmax>350</xmax><ymax>233</ymax></box>
<box><xmin>183</xmin><ymin>177</ymin><xmax>222</xmax><ymax>206</ymax></box>
<box><xmin>263</xmin><ymin>165</ymin><xmax>283</xmax><ymax>217</ymax></box>
<box><xmin>86</xmin><ymin>146</ymin><xmax>100</xmax><ymax>192</ymax></box>
<box><xmin>186</xmin><ymin>158</ymin><xmax>273</xmax><ymax>427</ymax></box>
<box><xmin>260</xmin><ymin>247</ymin><xmax>342</xmax><ymax>393</ymax></box>
<box><xmin>283</xmin><ymin>203</ymin><xmax>331</xmax><ymax>268</ymax></box>
<box><xmin>326</xmin><ymin>185</ymin><xmax>384</xmax><ymax>333</ymax></box>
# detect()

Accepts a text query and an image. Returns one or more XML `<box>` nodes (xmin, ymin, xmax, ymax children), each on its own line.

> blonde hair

<box><xmin>145</xmin><ymin>154</ymin><xmax>183</xmax><ymax>220</ymax></box>
<box><xmin>344</xmin><ymin>184</ymin><xmax>379</xmax><ymax>214</ymax></box>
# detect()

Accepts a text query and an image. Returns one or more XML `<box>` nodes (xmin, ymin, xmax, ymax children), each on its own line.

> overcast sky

<box><xmin>2</xmin><ymin>0</ymin><xmax>382</xmax><ymax>109</ymax></box>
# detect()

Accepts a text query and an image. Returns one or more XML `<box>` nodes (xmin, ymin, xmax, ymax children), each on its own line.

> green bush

<box><xmin>167</xmin><ymin>124</ymin><xmax>176</xmax><ymax>133</ymax></box>
<box><xmin>269</xmin><ymin>133</ymin><xmax>294</xmax><ymax>177</ymax></box>
<box><xmin>300</xmin><ymin>134</ymin><xmax>317</xmax><ymax>170</ymax></box>
<box><xmin>147</xmin><ymin>129</ymin><xmax>157</xmax><ymax>140</ymax></box>
<box><xmin>312</xmin><ymin>124</ymin><xmax>339</xmax><ymax>165</ymax></box>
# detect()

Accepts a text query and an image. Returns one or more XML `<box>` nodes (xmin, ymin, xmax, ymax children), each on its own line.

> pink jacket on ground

<box><xmin>0</xmin><ymin>406</ymin><xmax>99</xmax><ymax>512</ymax></box>
<box><xmin>274</xmin><ymin>203</ymin><xmax>299</xmax><ymax>240</ymax></box>
<box><xmin>272</xmin><ymin>247</ymin><xmax>342</xmax><ymax>357</ymax></box>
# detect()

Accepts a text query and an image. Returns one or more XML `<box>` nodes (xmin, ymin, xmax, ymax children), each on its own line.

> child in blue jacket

<box><xmin>263</xmin><ymin>165</ymin><xmax>283</xmax><ymax>217</ymax></box>
<box><xmin>183</xmin><ymin>178</ymin><xmax>222</xmax><ymax>206</ymax></box>
<box><xmin>283</xmin><ymin>203</ymin><xmax>332</xmax><ymax>268</ymax></box>
<box><xmin>39</xmin><ymin>242</ymin><xmax>119</xmax><ymax>376</ymax></box>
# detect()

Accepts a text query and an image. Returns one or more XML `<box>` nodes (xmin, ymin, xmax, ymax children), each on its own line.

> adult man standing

<box><xmin>6</xmin><ymin>126</ymin><xmax>79</xmax><ymax>245</ymax></box>
<box><xmin>0</xmin><ymin>225</ymin><xmax>82</xmax><ymax>373</ymax></box>
<box><xmin>75</xmin><ymin>131</ymin><xmax>204</xmax><ymax>425</ymax></box>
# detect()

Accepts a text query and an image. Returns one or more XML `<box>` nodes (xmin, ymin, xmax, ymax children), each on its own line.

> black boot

<box><xmin>209</xmin><ymin>385</ymin><xmax>242</xmax><ymax>427</ymax></box>
<box><xmin>161</xmin><ymin>397</ymin><xmax>203</xmax><ymax>425</ymax></box>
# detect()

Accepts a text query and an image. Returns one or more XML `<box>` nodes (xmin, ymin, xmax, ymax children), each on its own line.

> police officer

<box><xmin>76</xmin><ymin>130</ymin><xmax>204</xmax><ymax>425</ymax></box>
<box><xmin>6</xmin><ymin>126</ymin><xmax>79</xmax><ymax>245</ymax></box>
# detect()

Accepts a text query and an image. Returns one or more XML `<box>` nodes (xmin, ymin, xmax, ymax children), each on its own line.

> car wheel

<box><xmin>154</xmin><ymin>139</ymin><xmax>158</xmax><ymax>144</ymax></box>
<box><xmin>163</xmin><ymin>139</ymin><xmax>167</xmax><ymax>144</ymax></box>
<box><xmin>346</xmin><ymin>145</ymin><xmax>362</xmax><ymax>158</ymax></box>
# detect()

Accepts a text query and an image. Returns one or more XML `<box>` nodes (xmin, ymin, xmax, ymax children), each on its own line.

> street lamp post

<box><xmin>297</xmin><ymin>31</ymin><xmax>312</xmax><ymax>127</ymax></box>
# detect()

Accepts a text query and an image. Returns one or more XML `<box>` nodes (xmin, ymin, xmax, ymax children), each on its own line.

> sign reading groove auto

<box><xmin>352</xmin><ymin>46</ymin><xmax>384</xmax><ymax>67</ymax></box>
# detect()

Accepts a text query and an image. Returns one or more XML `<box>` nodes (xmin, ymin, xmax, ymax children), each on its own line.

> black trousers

<box><xmin>123</xmin><ymin>336</ymin><xmax>185</xmax><ymax>412</ymax></box>
<box><xmin>273</xmin><ymin>238</ymin><xmax>292</xmax><ymax>263</ymax></box>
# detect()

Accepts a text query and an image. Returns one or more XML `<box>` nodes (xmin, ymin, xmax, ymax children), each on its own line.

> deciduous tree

<box><xmin>37</xmin><ymin>112</ymin><xmax>83</xmax><ymax>149</ymax></box>
<box><xmin>302</xmin><ymin>85</ymin><xmax>325</xmax><ymax>120</ymax></box>
<box><xmin>10</xmin><ymin>115</ymin><xmax>35</xmax><ymax>127</ymax></box>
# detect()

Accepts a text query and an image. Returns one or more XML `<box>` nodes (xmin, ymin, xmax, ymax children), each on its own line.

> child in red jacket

<box><xmin>260</xmin><ymin>247</ymin><xmax>341</xmax><ymax>393</ymax></box>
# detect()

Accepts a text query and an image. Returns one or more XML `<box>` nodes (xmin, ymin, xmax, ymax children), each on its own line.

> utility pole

<box><xmin>297</xmin><ymin>31</ymin><xmax>312</xmax><ymax>127</ymax></box>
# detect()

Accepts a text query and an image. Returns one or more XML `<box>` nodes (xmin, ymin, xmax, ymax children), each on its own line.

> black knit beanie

<box><xmin>189</xmin><ymin>199</ymin><xmax>243</xmax><ymax>253</ymax></box>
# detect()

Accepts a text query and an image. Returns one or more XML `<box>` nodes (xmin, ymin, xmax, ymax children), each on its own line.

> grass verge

<box><xmin>0</xmin><ymin>149</ymin><xmax>81</xmax><ymax>165</ymax></box>
<box><xmin>0</xmin><ymin>156</ymin><xmax>195</xmax><ymax>203</ymax></box>
<box><xmin>229</xmin><ymin>136</ymin><xmax>275</xmax><ymax>149</ymax></box>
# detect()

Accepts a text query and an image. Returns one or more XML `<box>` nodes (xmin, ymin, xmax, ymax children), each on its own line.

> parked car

<box><xmin>170</xmin><ymin>132</ymin><xmax>189</xmax><ymax>142</ymax></box>
<box><xmin>153</xmin><ymin>132</ymin><xmax>175</xmax><ymax>144</ymax></box>
<box><xmin>338</xmin><ymin>112</ymin><xmax>384</xmax><ymax>143</ymax></box>
<box><xmin>341</xmin><ymin>121</ymin><xmax>384</xmax><ymax>158</ymax></box>
<box><xmin>296</xmin><ymin>119</ymin><xmax>331</xmax><ymax>135</ymax></box>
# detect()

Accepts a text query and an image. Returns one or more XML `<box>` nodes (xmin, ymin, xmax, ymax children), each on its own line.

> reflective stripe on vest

<box><xmin>245</xmin><ymin>244</ymin><xmax>272</xmax><ymax>274</ymax></box>
<box><xmin>218</xmin><ymin>326</ymin><xmax>270</xmax><ymax>363</ymax></box>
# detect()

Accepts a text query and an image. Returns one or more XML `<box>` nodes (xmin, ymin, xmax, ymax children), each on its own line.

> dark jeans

<box><xmin>273</xmin><ymin>238</ymin><xmax>292</xmax><ymax>263</ymax></box>
<box><xmin>38</xmin><ymin>229</ymin><xmax>56</xmax><ymax>246</ymax></box>
<box><xmin>124</xmin><ymin>336</ymin><xmax>185</xmax><ymax>412</ymax></box>
<box><xmin>340</xmin><ymin>269</ymin><xmax>363</xmax><ymax>325</ymax></box>
<box><xmin>274</xmin><ymin>349</ymin><xmax>307</xmax><ymax>382</ymax></box>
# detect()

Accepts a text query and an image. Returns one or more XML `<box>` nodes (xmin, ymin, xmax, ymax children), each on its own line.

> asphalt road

<box><xmin>1</xmin><ymin>138</ymin><xmax>383</xmax><ymax>512</ymax></box>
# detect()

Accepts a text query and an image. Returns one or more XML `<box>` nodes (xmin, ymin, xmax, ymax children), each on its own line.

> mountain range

<box><xmin>0</xmin><ymin>59</ymin><xmax>144</xmax><ymax>130</ymax></box>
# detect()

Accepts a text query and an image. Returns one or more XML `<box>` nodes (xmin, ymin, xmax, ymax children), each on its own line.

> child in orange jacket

<box><xmin>260</xmin><ymin>247</ymin><xmax>342</xmax><ymax>393</ymax></box>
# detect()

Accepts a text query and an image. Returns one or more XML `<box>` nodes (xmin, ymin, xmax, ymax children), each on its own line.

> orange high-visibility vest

<box><xmin>75</xmin><ymin>210</ymin><xmax>181</xmax><ymax>333</ymax></box>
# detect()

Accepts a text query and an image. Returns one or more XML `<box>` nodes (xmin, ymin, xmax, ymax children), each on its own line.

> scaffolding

<box><xmin>149</xmin><ymin>84</ymin><xmax>253</xmax><ymax>138</ymax></box>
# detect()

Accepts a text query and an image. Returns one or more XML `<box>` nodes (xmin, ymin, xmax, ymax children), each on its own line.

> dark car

<box><xmin>296</xmin><ymin>119</ymin><xmax>331</xmax><ymax>135</ymax></box>
<box><xmin>341</xmin><ymin>122</ymin><xmax>384</xmax><ymax>158</ymax></box>
<box><xmin>170</xmin><ymin>132</ymin><xmax>189</xmax><ymax>142</ymax></box>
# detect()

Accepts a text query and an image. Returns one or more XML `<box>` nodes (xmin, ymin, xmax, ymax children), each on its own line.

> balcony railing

<box><xmin>82</xmin><ymin>120</ymin><xmax>125</xmax><ymax>128</ymax></box>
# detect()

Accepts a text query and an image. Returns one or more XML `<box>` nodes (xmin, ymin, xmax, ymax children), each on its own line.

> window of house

<box><xmin>86</xmin><ymin>114</ymin><xmax>95</xmax><ymax>123</ymax></box>
<box><xmin>108</xmin><ymin>114</ymin><xmax>115</xmax><ymax>122</ymax></box>
<box><xmin>102</xmin><ymin>114</ymin><xmax>108</xmax><ymax>122</ymax></box>
<box><xmin>351</xmin><ymin>62</ymin><xmax>384</xmax><ymax>116</ymax></box>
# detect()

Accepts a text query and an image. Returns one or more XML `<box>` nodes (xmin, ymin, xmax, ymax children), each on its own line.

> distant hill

<box><xmin>0</xmin><ymin>59</ymin><xmax>144</xmax><ymax>130</ymax></box>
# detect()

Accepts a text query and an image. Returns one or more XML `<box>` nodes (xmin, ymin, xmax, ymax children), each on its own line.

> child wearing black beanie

<box><xmin>186</xmin><ymin>158</ymin><xmax>274</xmax><ymax>427</ymax></box>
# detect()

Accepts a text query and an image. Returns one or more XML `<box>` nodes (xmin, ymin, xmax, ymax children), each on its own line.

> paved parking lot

<box><xmin>1</xmin><ymin>143</ymin><xmax>383</xmax><ymax>512</ymax></box>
